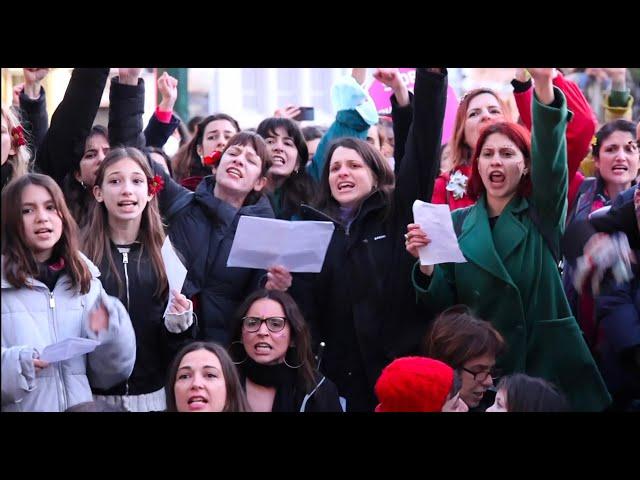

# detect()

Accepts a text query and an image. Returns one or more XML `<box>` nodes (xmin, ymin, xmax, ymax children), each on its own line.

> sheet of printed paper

<box><xmin>40</xmin><ymin>337</ymin><xmax>101</xmax><ymax>363</ymax></box>
<box><xmin>227</xmin><ymin>216</ymin><xmax>335</xmax><ymax>273</ymax></box>
<box><xmin>412</xmin><ymin>200</ymin><xmax>467</xmax><ymax>265</ymax></box>
<box><xmin>162</xmin><ymin>236</ymin><xmax>188</xmax><ymax>316</ymax></box>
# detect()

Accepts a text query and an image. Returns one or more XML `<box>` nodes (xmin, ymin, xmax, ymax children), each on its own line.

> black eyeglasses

<box><xmin>462</xmin><ymin>367</ymin><xmax>501</xmax><ymax>383</ymax></box>
<box><xmin>242</xmin><ymin>316</ymin><xmax>287</xmax><ymax>333</ymax></box>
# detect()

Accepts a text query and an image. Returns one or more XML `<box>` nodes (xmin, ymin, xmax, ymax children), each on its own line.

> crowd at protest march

<box><xmin>2</xmin><ymin>67</ymin><xmax>638</xmax><ymax>413</ymax></box>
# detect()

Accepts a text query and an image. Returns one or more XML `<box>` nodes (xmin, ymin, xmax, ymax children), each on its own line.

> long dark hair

<box><xmin>172</xmin><ymin>114</ymin><xmax>240</xmax><ymax>181</ymax></box>
<box><xmin>230</xmin><ymin>289</ymin><xmax>317</xmax><ymax>391</ymax></box>
<box><xmin>592</xmin><ymin>119</ymin><xmax>637</xmax><ymax>158</ymax></box>
<box><xmin>2</xmin><ymin>173</ymin><xmax>92</xmax><ymax>294</ymax></box>
<box><xmin>257</xmin><ymin>117</ymin><xmax>316</xmax><ymax>219</ymax></box>
<box><xmin>81</xmin><ymin>147</ymin><xmax>168</xmax><ymax>299</ymax></box>
<box><xmin>165</xmin><ymin>341</ymin><xmax>251</xmax><ymax>412</ymax></box>
<box><xmin>63</xmin><ymin>125</ymin><xmax>109</xmax><ymax>229</ymax></box>
<box><xmin>497</xmin><ymin>373</ymin><xmax>569</xmax><ymax>412</ymax></box>
<box><xmin>315</xmin><ymin>137</ymin><xmax>395</xmax><ymax>220</ymax></box>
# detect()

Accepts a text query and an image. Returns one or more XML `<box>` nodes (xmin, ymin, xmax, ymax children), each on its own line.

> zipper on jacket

<box><xmin>46</xmin><ymin>288</ymin><xmax>68</xmax><ymax>411</ymax></box>
<box><xmin>118</xmin><ymin>248</ymin><xmax>131</xmax><ymax>311</ymax></box>
<box><xmin>117</xmin><ymin>246</ymin><xmax>131</xmax><ymax>397</ymax></box>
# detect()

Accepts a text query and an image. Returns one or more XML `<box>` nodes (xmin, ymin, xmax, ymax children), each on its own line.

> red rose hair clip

<box><xmin>11</xmin><ymin>125</ymin><xmax>27</xmax><ymax>148</ymax></box>
<box><xmin>203</xmin><ymin>150</ymin><xmax>222</xmax><ymax>166</ymax></box>
<box><xmin>148</xmin><ymin>175</ymin><xmax>165</xmax><ymax>195</ymax></box>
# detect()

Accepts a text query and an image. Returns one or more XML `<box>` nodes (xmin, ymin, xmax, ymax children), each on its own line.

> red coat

<box><xmin>514</xmin><ymin>72</ymin><xmax>597</xmax><ymax>209</ymax></box>
<box><xmin>431</xmin><ymin>164</ymin><xmax>475</xmax><ymax>210</ymax></box>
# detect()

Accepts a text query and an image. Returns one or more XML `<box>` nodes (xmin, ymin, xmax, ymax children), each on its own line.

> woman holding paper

<box><xmin>406</xmin><ymin>68</ymin><xmax>611</xmax><ymax>411</ymax></box>
<box><xmin>290</xmin><ymin>68</ymin><xmax>448</xmax><ymax>411</ymax></box>
<box><xmin>150</xmin><ymin>131</ymin><xmax>291</xmax><ymax>345</ymax></box>
<box><xmin>82</xmin><ymin>148</ymin><xmax>194</xmax><ymax>411</ymax></box>
<box><xmin>1</xmin><ymin>173</ymin><xmax>135</xmax><ymax>412</ymax></box>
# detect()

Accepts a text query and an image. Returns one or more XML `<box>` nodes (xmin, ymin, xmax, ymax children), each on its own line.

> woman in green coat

<box><xmin>405</xmin><ymin>68</ymin><xmax>610</xmax><ymax>412</ymax></box>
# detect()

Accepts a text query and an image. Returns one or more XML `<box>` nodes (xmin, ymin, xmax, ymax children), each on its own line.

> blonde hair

<box><xmin>2</xmin><ymin>106</ymin><xmax>31</xmax><ymax>181</ymax></box>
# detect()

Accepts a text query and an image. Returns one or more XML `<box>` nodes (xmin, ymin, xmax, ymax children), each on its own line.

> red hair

<box><xmin>450</xmin><ymin>88</ymin><xmax>511</xmax><ymax>171</ymax></box>
<box><xmin>467</xmin><ymin>122</ymin><xmax>532</xmax><ymax>201</ymax></box>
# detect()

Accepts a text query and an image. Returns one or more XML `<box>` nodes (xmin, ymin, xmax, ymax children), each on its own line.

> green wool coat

<box><xmin>413</xmin><ymin>88</ymin><xmax>611</xmax><ymax>412</ymax></box>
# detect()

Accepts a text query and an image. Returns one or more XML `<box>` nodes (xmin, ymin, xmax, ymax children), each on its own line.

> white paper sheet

<box><xmin>40</xmin><ymin>337</ymin><xmax>101</xmax><ymax>363</ymax></box>
<box><xmin>412</xmin><ymin>200</ymin><xmax>467</xmax><ymax>265</ymax></box>
<box><xmin>162</xmin><ymin>236</ymin><xmax>188</xmax><ymax>316</ymax></box>
<box><xmin>226</xmin><ymin>216</ymin><xmax>335</xmax><ymax>273</ymax></box>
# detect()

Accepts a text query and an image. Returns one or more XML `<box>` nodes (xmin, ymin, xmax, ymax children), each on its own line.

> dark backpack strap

<box><xmin>567</xmin><ymin>177</ymin><xmax>598</xmax><ymax>225</ymax></box>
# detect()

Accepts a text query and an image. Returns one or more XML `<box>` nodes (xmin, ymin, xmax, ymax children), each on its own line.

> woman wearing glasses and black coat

<box><xmin>228</xmin><ymin>289</ymin><xmax>343</xmax><ymax>412</ymax></box>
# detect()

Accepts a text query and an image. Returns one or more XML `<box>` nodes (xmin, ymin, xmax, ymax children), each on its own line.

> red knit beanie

<box><xmin>374</xmin><ymin>357</ymin><xmax>454</xmax><ymax>412</ymax></box>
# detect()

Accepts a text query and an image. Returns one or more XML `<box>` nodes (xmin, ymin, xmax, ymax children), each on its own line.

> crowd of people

<box><xmin>2</xmin><ymin>67</ymin><xmax>638</xmax><ymax>412</ymax></box>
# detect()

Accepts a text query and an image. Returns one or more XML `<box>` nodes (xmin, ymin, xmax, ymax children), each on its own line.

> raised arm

<box><xmin>394</xmin><ymin>68</ymin><xmax>448</xmax><ymax>221</ymax></box>
<box><xmin>34</xmin><ymin>68</ymin><xmax>110</xmax><ymax>186</ymax></box>
<box><xmin>17</xmin><ymin>68</ymin><xmax>50</xmax><ymax>158</ymax></box>
<box><xmin>307</xmin><ymin>68</ymin><xmax>378</xmax><ymax>182</ymax></box>
<box><xmin>373</xmin><ymin>68</ymin><xmax>412</xmax><ymax>173</ymax></box>
<box><xmin>513</xmin><ymin>69</ymin><xmax>596</xmax><ymax>184</ymax></box>
<box><xmin>108</xmin><ymin>68</ymin><xmax>145</xmax><ymax>149</ymax></box>
<box><xmin>603</xmin><ymin>68</ymin><xmax>634</xmax><ymax>122</ymax></box>
<box><xmin>528</xmin><ymin>68</ymin><xmax>570</xmax><ymax>234</ymax></box>
<box><xmin>144</xmin><ymin>71</ymin><xmax>181</xmax><ymax>148</ymax></box>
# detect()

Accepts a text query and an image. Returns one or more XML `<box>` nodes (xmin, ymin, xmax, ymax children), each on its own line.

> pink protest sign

<box><xmin>369</xmin><ymin>68</ymin><xmax>458</xmax><ymax>145</ymax></box>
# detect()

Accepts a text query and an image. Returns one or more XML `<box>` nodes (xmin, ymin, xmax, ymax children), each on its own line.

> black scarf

<box><xmin>241</xmin><ymin>357</ymin><xmax>300</xmax><ymax>412</ymax></box>
<box><xmin>35</xmin><ymin>257</ymin><xmax>66</xmax><ymax>292</ymax></box>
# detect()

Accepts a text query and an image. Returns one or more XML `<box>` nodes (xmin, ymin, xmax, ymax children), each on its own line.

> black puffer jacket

<box><xmin>34</xmin><ymin>68</ymin><xmax>110</xmax><ymax>186</ymax></box>
<box><xmin>91</xmin><ymin>241</ymin><xmax>193</xmax><ymax>396</ymax></box>
<box><xmin>291</xmin><ymin>68</ymin><xmax>448</xmax><ymax>411</ymax></box>
<box><xmin>154</xmin><ymin>172</ymin><xmax>275</xmax><ymax>343</ymax></box>
<box><xmin>17</xmin><ymin>86</ymin><xmax>49</xmax><ymax>160</ymax></box>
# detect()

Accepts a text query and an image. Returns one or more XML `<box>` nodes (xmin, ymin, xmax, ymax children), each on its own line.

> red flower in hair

<box><xmin>11</xmin><ymin>125</ymin><xmax>26</xmax><ymax>148</ymax></box>
<box><xmin>203</xmin><ymin>150</ymin><xmax>222</xmax><ymax>166</ymax></box>
<box><xmin>148</xmin><ymin>175</ymin><xmax>165</xmax><ymax>195</ymax></box>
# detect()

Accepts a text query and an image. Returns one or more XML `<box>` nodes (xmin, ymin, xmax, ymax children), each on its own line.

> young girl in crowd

<box><xmin>1</xmin><ymin>173</ymin><xmax>136</xmax><ymax>412</ymax></box>
<box><xmin>171</xmin><ymin>113</ymin><xmax>240</xmax><ymax>190</ymax></box>
<box><xmin>151</xmin><ymin>131</ymin><xmax>291</xmax><ymax>345</ymax></box>
<box><xmin>82</xmin><ymin>147</ymin><xmax>194</xmax><ymax>411</ymax></box>
<box><xmin>486</xmin><ymin>373</ymin><xmax>569</xmax><ymax>412</ymax></box>
<box><xmin>256</xmin><ymin>117</ymin><xmax>315</xmax><ymax>219</ymax></box>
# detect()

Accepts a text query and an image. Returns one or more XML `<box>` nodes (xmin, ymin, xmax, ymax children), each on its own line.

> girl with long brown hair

<box><xmin>2</xmin><ymin>173</ymin><xmax>135</xmax><ymax>412</ymax></box>
<box><xmin>82</xmin><ymin>147</ymin><xmax>194</xmax><ymax>411</ymax></box>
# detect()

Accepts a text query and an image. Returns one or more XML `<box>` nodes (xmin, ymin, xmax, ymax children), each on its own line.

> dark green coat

<box><xmin>413</xmin><ymin>88</ymin><xmax>611</xmax><ymax>411</ymax></box>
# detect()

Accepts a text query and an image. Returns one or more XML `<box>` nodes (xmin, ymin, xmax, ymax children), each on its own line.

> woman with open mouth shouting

<box><xmin>150</xmin><ymin>131</ymin><xmax>291</xmax><ymax>345</ymax></box>
<box><xmin>562</xmin><ymin>119</ymin><xmax>639</xmax><ymax>356</ymax></box>
<box><xmin>406</xmin><ymin>68</ymin><xmax>611</xmax><ymax>412</ymax></box>
<box><xmin>228</xmin><ymin>289</ymin><xmax>342</xmax><ymax>412</ymax></box>
<box><xmin>82</xmin><ymin>147</ymin><xmax>195</xmax><ymax>411</ymax></box>
<box><xmin>289</xmin><ymin>67</ymin><xmax>448</xmax><ymax>411</ymax></box>
<box><xmin>166</xmin><ymin>341</ymin><xmax>250</xmax><ymax>412</ymax></box>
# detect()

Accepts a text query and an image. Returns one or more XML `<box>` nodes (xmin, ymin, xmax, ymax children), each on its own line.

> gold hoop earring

<box><xmin>229</xmin><ymin>341</ymin><xmax>248</xmax><ymax>365</ymax></box>
<box><xmin>283</xmin><ymin>346</ymin><xmax>303</xmax><ymax>369</ymax></box>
